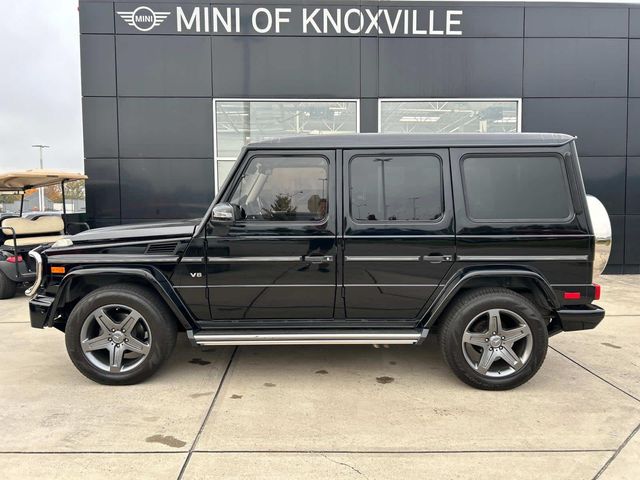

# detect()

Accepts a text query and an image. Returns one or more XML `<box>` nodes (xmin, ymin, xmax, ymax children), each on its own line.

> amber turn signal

<box><xmin>50</xmin><ymin>266</ymin><xmax>66</xmax><ymax>274</ymax></box>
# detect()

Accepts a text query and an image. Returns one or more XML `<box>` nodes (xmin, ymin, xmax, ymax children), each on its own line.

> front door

<box><xmin>341</xmin><ymin>148</ymin><xmax>455</xmax><ymax>324</ymax></box>
<box><xmin>204</xmin><ymin>150</ymin><xmax>337</xmax><ymax>326</ymax></box>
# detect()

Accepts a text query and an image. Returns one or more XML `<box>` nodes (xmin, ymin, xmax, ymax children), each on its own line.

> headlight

<box><xmin>51</xmin><ymin>238</ymin><xmax>73</xmax><ymax>248</ymax></box>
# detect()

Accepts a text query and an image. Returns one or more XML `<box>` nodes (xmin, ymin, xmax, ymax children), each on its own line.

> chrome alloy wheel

<box><xmin>79</xmin><ymin>305</ymin><xmax>152</xmax><ymax>373</ymax></box>
<box><xmin>461</xmin><ymin>308</ymin><xmax>533</xmax><ymax>377</ymax></box>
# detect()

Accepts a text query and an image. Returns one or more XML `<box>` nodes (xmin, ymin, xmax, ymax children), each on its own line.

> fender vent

<box><xmin>145</xmin><ymin>242</ymin><xmax>178</xmax><ymax>255</ymax></box>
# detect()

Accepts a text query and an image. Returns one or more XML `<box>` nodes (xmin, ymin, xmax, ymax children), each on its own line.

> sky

<box><xmin>0</xmin><ymin>0</ymin><xmax>83</xmax><ymax>172</ymax></box>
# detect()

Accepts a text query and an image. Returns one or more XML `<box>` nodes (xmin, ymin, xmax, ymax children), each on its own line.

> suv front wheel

<box><xmin>65</xmin><ymin>284</ymin><xmax>177</xmax><ymax>385</ymax></box>
<box><xmin>439</xmin><ymin>288</ymin><xmax>549</xmax><ymax>390</ymax></box>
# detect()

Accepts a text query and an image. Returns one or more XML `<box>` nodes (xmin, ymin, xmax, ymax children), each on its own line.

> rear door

<box><xmin>341</xmin><ymin>148</ymin><xmax>455</xmax><ymax>324</ymax></box>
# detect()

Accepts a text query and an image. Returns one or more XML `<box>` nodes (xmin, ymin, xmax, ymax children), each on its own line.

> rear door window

<box><xmin>461</xmin><ymin>155</ymin><xmax>573</xmax><ymax>222</ymax></box>
<box><xmin>349</xmin><ymin>154</ymin><xmax>443</xmax><ymax>222</ymax></box>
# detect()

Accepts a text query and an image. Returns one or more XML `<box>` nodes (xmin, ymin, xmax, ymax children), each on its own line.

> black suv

<box><xmin>28</xmin><ymin>133</ymin><xmax>611</xmax><ymax>390</ymax></box>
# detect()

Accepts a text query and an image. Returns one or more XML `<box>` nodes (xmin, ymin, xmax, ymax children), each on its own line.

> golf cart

<box><xmin>0</xmin><ymin>170</ymin><xmax>88</xmax><ymax>299</ymax></box>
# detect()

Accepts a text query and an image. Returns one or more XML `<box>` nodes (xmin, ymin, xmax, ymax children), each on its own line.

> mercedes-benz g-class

<box><xmin>28</xmin><ymin>133</ymin><xmax>611</xmax><ymax>390</ymax></box>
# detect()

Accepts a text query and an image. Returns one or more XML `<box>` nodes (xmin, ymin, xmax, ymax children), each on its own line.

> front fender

<box><xmin>46</xmin><ymin>266</ymin><xmax>196</xmax><ymax>330</ymax></box>
<box><xmin>421</xmin><ymin>266</ymin><xmax>560</xmax><ymax>329</ymax></box>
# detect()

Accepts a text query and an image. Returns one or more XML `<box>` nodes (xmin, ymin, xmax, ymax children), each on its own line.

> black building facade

<box><xmin>79</xmin><ymin>0</ymin><xmax>640</xmax><ymax>273</ymax></box>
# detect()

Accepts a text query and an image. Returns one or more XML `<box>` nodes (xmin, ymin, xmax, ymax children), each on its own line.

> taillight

<box><xmin>563</xmin><ymin>292</ymin><xmax>581</xmax><ymax>300</ymax></box>
<box><xmin>7</xmin><ymin>255</ymin><xmax>23</xmax><ymax>263</ymax></box>
<box><xmin>593</xmin><ymin>283</ymin><xmax>601</xmax><ymax>301</ymax></box>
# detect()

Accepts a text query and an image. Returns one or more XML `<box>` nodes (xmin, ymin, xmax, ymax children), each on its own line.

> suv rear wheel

<box><xmin>438</xmin><ymin>287</ymin><xmax>548</xmax><ymax>390</ymax></box>
<box><xmin>65</xmin><ymin>284</ymin><xmax>177</xmax><ymax>385</ymax></box>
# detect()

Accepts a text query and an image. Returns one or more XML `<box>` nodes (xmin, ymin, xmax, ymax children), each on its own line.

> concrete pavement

<box><xmin>0</xmin><ymin>277</ymin><xmax>638</xmax><ymax>479</ymax></box>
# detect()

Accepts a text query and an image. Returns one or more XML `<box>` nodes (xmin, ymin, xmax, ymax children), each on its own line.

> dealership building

<box><xmin>79</xmin><ymin>0</ymin><xmax>640</xmax><ymax>273</ymax></box>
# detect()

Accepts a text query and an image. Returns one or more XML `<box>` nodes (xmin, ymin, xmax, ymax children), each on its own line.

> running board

<box><xmin>191</xmin><ymin>330</ymin><xmax>426</xmax><ymax>346</ymax></box>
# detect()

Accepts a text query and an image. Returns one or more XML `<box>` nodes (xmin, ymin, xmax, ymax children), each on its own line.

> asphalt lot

<box><xmin>0</xmin><ymin>276</ymin><xmax>639</xmax><ymax>479</ymax></box>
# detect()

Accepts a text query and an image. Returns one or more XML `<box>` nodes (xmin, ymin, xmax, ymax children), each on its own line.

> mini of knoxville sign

<box><xmin>117</xmin><ymin>5</ymin><xmax>464</xmax><ymax>36</ymax></box>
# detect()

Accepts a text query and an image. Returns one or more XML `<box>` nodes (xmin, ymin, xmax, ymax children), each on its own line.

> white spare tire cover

<box><xmin>586</xmin><ymin>195</ymin><xmax>612</xmax><ymax>277</ymax></box>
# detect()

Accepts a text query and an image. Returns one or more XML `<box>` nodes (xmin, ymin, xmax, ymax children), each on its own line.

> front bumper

<box><xmin>25</xmin><ymin>249</ymin><xmax>44</xmax><ymax>297</ymax></box>
<box><xmin>556</xmin><ymin>304</ymin><xmax>605</xmax><ymax>332</ymax></box>
<box><xmin>29</xmin><ymin>294</ymin><xmax>54</xmax><ymax>329</ymax></box>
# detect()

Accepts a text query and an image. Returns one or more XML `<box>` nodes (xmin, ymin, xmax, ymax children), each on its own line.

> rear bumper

<box><xmin>556</xmin><ymin>304</ymin><xmax>605</xmax><ymax>332</ymax></box>
<box><xmin>29</xmin><ymin>294</ymin><xmax>54</xmax><ymax>329</ymax></box>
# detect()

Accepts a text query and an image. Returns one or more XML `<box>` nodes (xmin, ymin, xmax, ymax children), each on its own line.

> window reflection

<box><xmin>350</xmin><ymin>155</ymin><xmax>443</xmax><ymax>222</ymax></box>
<box><xmin>230</xmin><ymin>156</ymin><xmax>329</xmax><ymax>222</ymax></box>
<box><xmin>379</xmin><ymin>100</ymin><xmax>519</xmax><ymax>134</ymax></box>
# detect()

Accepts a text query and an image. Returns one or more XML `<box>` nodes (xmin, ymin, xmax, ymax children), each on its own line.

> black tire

<box><xmin>65</xmin><ymin>284</ymin><xmax>177</xmax><ymax>385</ymax></box>
<box><xmin>438</xmin><ymin>287</ymin><xmax>548</xmax><ymax>390</ymax></box>
<box><xmin>0</xmin><ymin>271</ymin><xmax>17</xmax><ymax>299</ymax></box>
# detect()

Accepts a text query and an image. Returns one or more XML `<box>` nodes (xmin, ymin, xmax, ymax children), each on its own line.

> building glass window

<box><xmin>214</xmin><ymin>99</ymin><xmax>359</xmax><ymax>190</ymax></box>
<box><xmin>379</xmin><ymin>99</ymin><xmax>520</xmax><ymax>134</ymax></box>
<box><xmin>349</xmin><ymin>154</ymin><xmax>443</xmax><ymax>222</ymax></box>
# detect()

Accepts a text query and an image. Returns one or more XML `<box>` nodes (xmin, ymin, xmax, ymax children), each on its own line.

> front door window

<box><xmin>229</xmin><ymin>156</ymin><xmax>329</xmax><ymax>223</ymax></box>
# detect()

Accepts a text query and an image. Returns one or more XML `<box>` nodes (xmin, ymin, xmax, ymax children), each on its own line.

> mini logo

<box><xmin>117</xmin><ymin>6</ymin><xmax>171</xmax><ymax>32</ymax></box>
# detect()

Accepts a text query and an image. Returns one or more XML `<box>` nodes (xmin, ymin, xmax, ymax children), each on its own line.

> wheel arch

<box><xmin>422</xmin><ymin>267</ymin><xmax>559</xmax><ymax>330</ymax></box>
<box><xmin>47</xmin><ymin>267</ymin><xmax>196</xmax><ymax>332</ymax></box>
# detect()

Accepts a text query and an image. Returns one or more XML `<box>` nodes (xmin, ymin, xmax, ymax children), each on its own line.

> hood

<box><xmin>70</xmin><ymin>219</ymin><xmax>200</xmax><ymax>244</ymax></box>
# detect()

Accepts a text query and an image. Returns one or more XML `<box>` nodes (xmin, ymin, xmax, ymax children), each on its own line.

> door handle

<box><xmin>423</xmin><ymin>254</ymin><xmax>454</xmax><ymax>263</ymax></box>
<box><xmin>305</xmin><ymin>255</ymin><xmax>334</xmax><ymax>264</ymax></box>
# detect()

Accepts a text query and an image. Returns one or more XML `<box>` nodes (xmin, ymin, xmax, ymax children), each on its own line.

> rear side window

<box><xmin>461</xmin><ymin>155</ymin><xmax>572</xmax><ymax>221</ymax></box>
<box><xmin>349</xmin><ymin>154</ymin><xmax>443</xmax><ymax>222</ymax></box>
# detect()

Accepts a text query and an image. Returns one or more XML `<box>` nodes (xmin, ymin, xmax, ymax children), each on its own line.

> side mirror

<box><xmin>211</xmin><ymin>202</ymin><xmax>242</xmax><ymax>223</ymax></box>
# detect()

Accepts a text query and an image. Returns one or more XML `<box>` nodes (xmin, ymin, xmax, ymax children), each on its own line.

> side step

<box><xmin>192</xmin><ymin>329</ymin><xmax>426</xmax><ymax>346</ymax></box>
